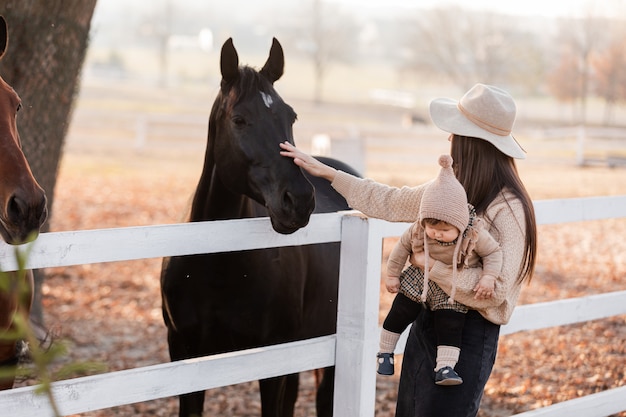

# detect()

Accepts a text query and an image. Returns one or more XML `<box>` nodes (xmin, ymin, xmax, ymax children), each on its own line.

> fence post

<box><xmin>333</xmin><ymin>213</ymin><xmax>382</xmax><ymax>416</ymax></box>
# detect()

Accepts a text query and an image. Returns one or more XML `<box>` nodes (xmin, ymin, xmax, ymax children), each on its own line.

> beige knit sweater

<box><xmin>332</xmin><ymin>171</ymin><xmax>527</xmax><ymax>325</ymax></box>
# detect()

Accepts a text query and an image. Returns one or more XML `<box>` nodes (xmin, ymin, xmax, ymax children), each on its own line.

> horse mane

<box><xmin>220</xmin><ymin>66</ymin><xmax>274</xmax><ymax>108</ymax></box>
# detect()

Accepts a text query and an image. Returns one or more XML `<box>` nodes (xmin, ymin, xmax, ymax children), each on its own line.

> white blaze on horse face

<box><xmin>260</xmin><ymin>91</ymin><xmax>273</xmax><ymax>108</ymax></box>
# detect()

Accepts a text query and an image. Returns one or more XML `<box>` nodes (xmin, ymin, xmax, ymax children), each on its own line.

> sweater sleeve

<box><xmin>427</xmin><ymin>191</ymin><xmax>526</xmax><ymax>316</ymax></box>
<box><xmin>387</xmin><ymin>224</ymin><xmax>416</xmax><ymax>278</ymax></box>
<box><xmin>331</xmin><ymin>171</ymin><xmax>428</xmax><ymax>222</ymax></box>
<box><xmin>474</xmin><ymin>229</ymin><xmax>503</xmax><ymax>277</ymax></box>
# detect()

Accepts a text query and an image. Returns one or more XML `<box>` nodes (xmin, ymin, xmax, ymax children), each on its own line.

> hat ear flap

<box><xmin>421</xmin><ymin>229</ymin><xmax>429</xmax><ymax>303</ymax></box>
<box><xmin>447</xmin><ymin>238</ymin><xmax>463</xmax><ymax>305</ymax></box>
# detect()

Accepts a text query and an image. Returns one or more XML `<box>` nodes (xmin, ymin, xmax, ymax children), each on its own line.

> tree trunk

<box><xmin>0</xmin><ymin>1</ymin><xmax>98</xmax><ymax>323</ymax></box>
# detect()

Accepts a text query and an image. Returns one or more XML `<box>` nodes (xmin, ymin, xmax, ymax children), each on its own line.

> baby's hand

<box><xmin>385</xmin><ymin>276</ymin><xmax>400</xmax><ymax>293</ymax></box>
<box><xmin>473</xmin><ymin>274</ymin><xmax>496</xmax><ymax>299</ymax></box>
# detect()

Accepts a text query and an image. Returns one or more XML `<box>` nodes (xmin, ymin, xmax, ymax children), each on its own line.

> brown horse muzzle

<box><xmin>0</xmin><ymin>186</ymin><xmax>47</xmax><ymax>244</ymax></box>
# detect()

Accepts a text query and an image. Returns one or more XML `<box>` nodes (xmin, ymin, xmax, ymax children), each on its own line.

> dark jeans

<box><xmin>395</xmin><ymin>306</ymin><xmax>500</xmax><ymax>417</ymax></box>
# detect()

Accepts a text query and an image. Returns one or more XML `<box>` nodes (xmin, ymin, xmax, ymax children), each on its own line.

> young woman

<box><xmin>280</xmin><ymin>83</ymin><xmax>537</xmax><ymax>416</ymax></box>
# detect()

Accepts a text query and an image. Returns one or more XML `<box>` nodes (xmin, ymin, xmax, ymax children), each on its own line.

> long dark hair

<box><xmin>450</xmin><ymin>134</ymin><xmax>537</xmax><ymax>283</ymax></box>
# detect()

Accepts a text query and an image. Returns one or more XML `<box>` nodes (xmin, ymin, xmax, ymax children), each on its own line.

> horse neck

<box><xmin>189</xmin><ymin>149</ymin><xmax>253</xmax><ymax>222</ymax></box>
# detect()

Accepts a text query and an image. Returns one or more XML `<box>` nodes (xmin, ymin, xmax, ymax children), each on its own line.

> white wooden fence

<box><xmin>0</xmin><ymin>196</ymin><xmax>625</xmax><ymax>417</ymax></box>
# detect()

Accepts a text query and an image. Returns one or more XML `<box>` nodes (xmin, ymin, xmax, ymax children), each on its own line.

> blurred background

<box><xmin>73</xmin><ymin>0</ymin><xmax>626</xmax><ymax>182</ymax></box>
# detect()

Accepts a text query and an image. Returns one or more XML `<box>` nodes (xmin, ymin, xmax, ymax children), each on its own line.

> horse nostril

<box><xmin>7</xmin><ymin>191</ymin><xmax>47</xmax><ymax>227</ymax></box>
<box><xmin>282</xmin><ymin>190</ymin><xmax>295</xmax><ymax>209</ymax></box>
<box><xmin>7</xmin><ymin>194</ymin><xmax>25</xmax><ymax>223</ymax></box>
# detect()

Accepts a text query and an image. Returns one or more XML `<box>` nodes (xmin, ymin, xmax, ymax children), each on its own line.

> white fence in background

<box><xmin>0</xmin><ymin>196</ymin><xmax>625</xmax><ymax>416</ymax></box>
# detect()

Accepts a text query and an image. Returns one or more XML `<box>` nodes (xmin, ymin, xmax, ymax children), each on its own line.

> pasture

<box><xmin>15</xmin><ymin>76</ymin><xmax>626</xmax><ymax>416</ymax></box>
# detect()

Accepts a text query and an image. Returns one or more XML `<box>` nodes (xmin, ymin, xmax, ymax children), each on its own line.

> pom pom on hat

<box><xmin>438</xmin><ymin>154</ymin><xmax>453</xmax><ymax>169</ymax></box>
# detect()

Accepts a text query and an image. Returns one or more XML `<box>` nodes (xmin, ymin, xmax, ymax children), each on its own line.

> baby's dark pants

<box><xmin>383</xmin><ymin>292</ymin><xmax>466</xmax><ymax>348</ymax></box>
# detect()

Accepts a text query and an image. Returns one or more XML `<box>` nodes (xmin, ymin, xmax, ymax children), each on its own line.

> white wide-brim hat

<box><xmin>429</xmin><ymin>83</ymin><xmax>526</xmax><ymax>159</ymax></box>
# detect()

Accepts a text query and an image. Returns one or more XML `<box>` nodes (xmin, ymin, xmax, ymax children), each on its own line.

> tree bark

<box><xmin>0</xmin><ymin>1</ymin><xmax>98</xmax><ymax>322</ymax></box>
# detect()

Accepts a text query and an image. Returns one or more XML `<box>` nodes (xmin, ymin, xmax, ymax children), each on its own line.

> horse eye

<box><xmin>232</xmin><ymin>115</ymin><xmax>246</xmax><ymax>127</ymax></box>
<box><xmin>16</xmin><ymin>103</ymin><xmax>22</xmax><ymax>112</ymax></box>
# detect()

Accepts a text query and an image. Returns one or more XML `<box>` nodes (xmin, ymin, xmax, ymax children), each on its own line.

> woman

<box><xmin>280</xmin><ymin>83</ymin><xmax>537</xmax><ymax>416</ymax></box>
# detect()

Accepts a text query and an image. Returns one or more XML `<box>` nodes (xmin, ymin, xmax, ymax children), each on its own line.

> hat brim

<box><xmin>429</xmin><ymin>98</ymin><xmax>526</xmax><ymax>159</ymax></box>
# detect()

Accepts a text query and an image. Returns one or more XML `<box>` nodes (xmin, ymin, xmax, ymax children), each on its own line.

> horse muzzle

<box><xmin>0</xmin><ymin>189</ymin><xmax>48</xmax><ymax>244</ymax></box>
<box><xmin>266</xmin><ymin>188</ymin><xmax>315</xmax><ymax>235</ymax></box>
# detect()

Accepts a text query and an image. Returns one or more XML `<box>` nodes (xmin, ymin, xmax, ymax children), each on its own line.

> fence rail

<box><xmin>0</xmin><ymin>196</ymin><xmax>624</xmax><ymax>416</ymax></box>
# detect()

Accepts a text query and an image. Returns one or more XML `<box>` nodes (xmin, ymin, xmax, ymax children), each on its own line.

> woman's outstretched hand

<box><xmin>279</xmin><ymin>142</ymin><xmax>338</xmax><ymax>182</ymax></box>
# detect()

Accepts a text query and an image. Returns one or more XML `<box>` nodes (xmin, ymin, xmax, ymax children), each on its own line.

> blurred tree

<box><xmin>301</xmin><ymin>0</ymin><xmax>357</xmax><ymax>103</ymax></box>
<box><xmin>592</xmin><ymin>33</ymin><xmax>626</xmax><ymax>124</ymax></box>
<box><xmin>506</xmin><ymin>33</ymin><xmax>549</xmax><ymax>95</ymax></box>
<box><xmin>399</xmin><ymin>7</ymin><xmax>544</xmax><ymax>92</ymax></box>
<box><xmin>137</xmin><ymin>0</ymin><xmax>173</xmax><ymax>86</ymax></box>
<box><xmin>547</xmin><ymin>51</ymin><xmax>583</xmax><ymax>120</ymax></box>
<box><xmin>550</xmin><ymin>14</ymin><xmax>606</xmax><ymax>124</ymax></box>
<box><xmin>0</xmin><ymin>1</ymin><xmax>98</xmax><ymax>322</ymax></box>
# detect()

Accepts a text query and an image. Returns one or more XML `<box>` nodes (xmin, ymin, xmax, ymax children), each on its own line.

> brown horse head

<box><xmin>0</xmin><ymin>16</ymin><xmax>47</xmax><ymax>244</ymax></box>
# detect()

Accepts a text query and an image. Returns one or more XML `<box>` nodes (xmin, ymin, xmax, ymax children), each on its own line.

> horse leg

<box><xmin>283</xmin><ymin>373</ymin><xmax>299</xmax><ymax>416</ymax></box>
<box><xmin>0</xmin><ymin>343</ymin><xmax>18</xmax><ymax>390</ymax></box>
<box><xmin>0</xmin><ymin>270</ymin><xmax>33</xmax><ymax>391</ymax></box>
<box><xmin>259</xmin><ymin>373</ymin><xmax>299</xmax><ymax>417</ymax></box>
<box><xmin>179</xmin><ymin>390</ymin><xmax>205</xmax><ymax>417</ymax></box>
<box><xmin>0</xmin><ymin>292</ymin><xmax>17</xmax><ymax>390</ymax></box>
<box><xmin>166</xmin><ymin>329</ymin><xmax>206</xmax><ymax>417</ymax></box>
<box><xmin>315</xmin><ymin>366</ymin><xmax>335</xmax><ymax>417</ymax></box>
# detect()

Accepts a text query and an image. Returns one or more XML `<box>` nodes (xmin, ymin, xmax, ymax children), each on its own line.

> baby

<box><xmin>377</xmin><ymin>155</ymin><xmax>502</xmax><ymax>385</ymax></box>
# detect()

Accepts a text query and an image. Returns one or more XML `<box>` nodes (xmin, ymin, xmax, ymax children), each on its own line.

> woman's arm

<box><xmin>281</xmin><ymin>141</ymin><xmax>426</xmax><ymax>222</ymax></box>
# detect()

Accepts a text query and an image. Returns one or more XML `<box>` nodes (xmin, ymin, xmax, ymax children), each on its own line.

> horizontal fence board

<box><xmin>512</xmin><ymin>385</ymin><xmax>626</xmax><ymax>417</ymax></box>
<box><xmin>371</xmin><ymin>218</ymin><xmax>412</xmax><ymax>238</ymax></box>
<box><xmin>501</xmin><ymin>290</ymin><xmax>626</xmax><ymax>335</ymax></box>
<box><xmin>391</xmin><ymin>290</ymin><xmax>626</xmax><ymax>351</ymax></box>
<box><xmin>0</xmin><ymin>336</ymin><xmax>336</xmax><ymax>417</ymax></box>
<box><xmin>0</xmin><ymin>212</ymin><xmax>343</xmax><ymax>272</ymax></box>
<box><xmin>533</xmin><ymin>195</ymin><xmax>626</xmax><ymax>225</ymax></box>
<box><xmin>375</xmin><ymin>195</ymin><xmax>626</xmax><ymax>237</ymax></box>
<box><xmin>1</xmin><ymin>195</ymin><xmax>624</xmax><ymax>271</ymax></box>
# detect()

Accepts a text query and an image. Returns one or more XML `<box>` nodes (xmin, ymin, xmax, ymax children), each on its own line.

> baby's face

<box><xmin>424</xmin><ymin>222</ymin><xmax>460</xmax><ymax>243</ymax></box>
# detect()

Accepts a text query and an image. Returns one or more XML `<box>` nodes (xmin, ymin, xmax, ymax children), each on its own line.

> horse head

<box><xmin>0</xmin><ymin>16</ymin><xmax>47</xmax><ymax>244</ymax></box>
<box><xmin>207</xmin><ymin>37</ymin><xmax>314</xmax><ymax>234</ymax></box>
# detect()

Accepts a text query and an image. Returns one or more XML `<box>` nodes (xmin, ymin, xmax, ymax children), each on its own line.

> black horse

<box><xmin>160</xmin><ymin>38</ymin><xmax>360</xmax><ymax>417</ymax></box>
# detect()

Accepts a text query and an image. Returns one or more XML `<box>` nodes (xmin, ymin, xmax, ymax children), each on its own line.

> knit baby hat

<box><xmin>419</xmin><ymin>154</ymin><xmax>469</xmax><ymax>305</ymax></box>
<box><xmin>419</xmin><ymin>155</ymin><xmax>469</xmax><ymax>232</ymax></box>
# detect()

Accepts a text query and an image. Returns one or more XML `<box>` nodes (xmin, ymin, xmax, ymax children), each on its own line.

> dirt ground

<box><xmin>13</xmin><ymin>79</ymin><xmax>626</xmax><ymax>416</ymax></box>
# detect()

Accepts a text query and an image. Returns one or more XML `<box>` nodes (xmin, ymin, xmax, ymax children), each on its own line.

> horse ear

<box><xmin>0</xmin><ymin>16</ymin><xmax>8</xmax><ymax>60</ymax></box>
<box><xmin>220</xmin><ymin>37</ymin><xmax>239</xmax><ymax>86</ymax></box>
<box><xmin>260</xmin><ymin>38</ymin><xmax>284</xmax><ymax>84</ymax></box>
